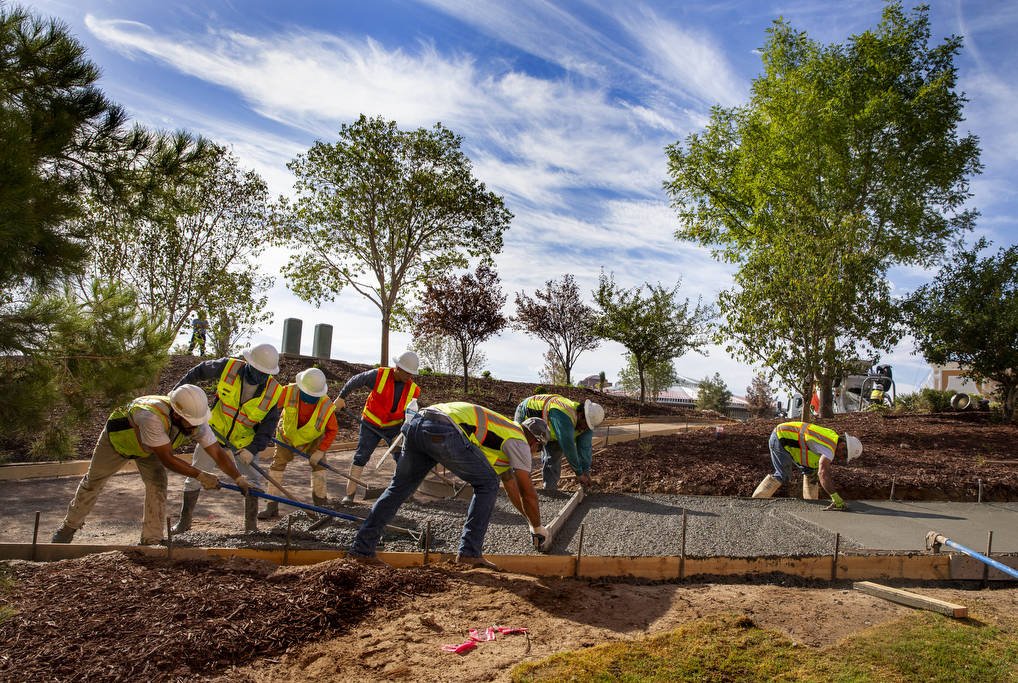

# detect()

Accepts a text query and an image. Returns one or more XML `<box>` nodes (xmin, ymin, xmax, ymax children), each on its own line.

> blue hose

<box><xmin>942</xmin><ymin>536</ymin><xmax>1018</xmax><ymax>580</ymax></box>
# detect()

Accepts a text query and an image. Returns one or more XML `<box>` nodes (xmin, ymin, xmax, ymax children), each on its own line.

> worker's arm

<box><xmin>248</xmin><ymin>404</ymin><xmax>281</xmax><ymax>454</ymax></box>
<box><xmin>173</xmin><ymin>358</ymin><xmax>228</xmax><ymax>390</ymax></box>
<box><xmin>334</xmin><ymin>368</ymin><xmax>380</xmax><ymax>410</ymax></box>
<box><xmin>501</xmin><ymin>469</ymin><xmax>541</xmax><ymax>528</ymax></box>
<box><xmin>574</xmin><ymin>429</ymin><xmax>594</xmax><ymax>475</ymax></box>
<box><xmin>151</xmin><ymin>445</ymin><xmax>229</xmax><ymax>491</ymax></box>
<box><xmin>817</xmin><ymin>456</ymin><xmax>836</xmax><ymax>495</ymax></box>
<box><xmin>317</xmin><ymin>410</ymin><xmax>339</xmax><ymax>452</ymax></box>
<box><xmin>549</xmin><ymin>410</ymin><xmax>583</xmax><ymax>475</ymax></box>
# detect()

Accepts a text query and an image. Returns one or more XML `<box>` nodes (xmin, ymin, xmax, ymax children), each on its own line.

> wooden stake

<box><xmin>166</xmin><ymin>516</ymin><xmax>173</xmax><ymax>561</ymax></box>
<box><xmin>283</xmin><ymin>515</ymin><xmax>293</xmax><ymax>566</ymax></box>
<box><xmin>574</xmin><ymin>523</ymin><xmax>585</xmax><ymax>578</ymax></box>
<box><xmin>853</xmin><ymin>581</ymin><xmax>967</xmax><ymax>618</ymax></box>
<box><xmin>424</xmin><ymin>521</ymin><xmax>431</xmax><ymax>566</ymax></box>
<box><xmin>679</xmin><ymin>508</ymin><xmax>687</xmax><ymax>581</ymax></box>
<box><xmin>889</xmin><ymin>477</ymin><xmax>895</xmax><ymax>501</ymax></box>
<box><xmin>978</xmin><ymin>478</ymin><xmax>983</xmax><ymax>503</ymax></box>
<box><xmin>983</xmin><ymin>530</ymin><xmax>993</xmax><ymax>588</ymax></box>
<box><xmin>32</xmin><ymin>511</ymin><xmax>40</xmax><ymax>562</ymax></box>
<box><xmin>831</xmin><ymin>532</ymin><xmax>840</xmax><ymax>582</ymax></box>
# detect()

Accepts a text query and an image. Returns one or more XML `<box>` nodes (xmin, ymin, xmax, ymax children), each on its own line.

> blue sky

<box><xmin>22</xmin><ymin>0</ymin><xmax>1018</xmax><ymax>397</ymax></box>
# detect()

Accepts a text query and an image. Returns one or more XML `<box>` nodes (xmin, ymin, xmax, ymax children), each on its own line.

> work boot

<box><xmin>171</xmin><ymin>489</ymin><xmax>200</xmax><ymax>534</ymax></box>
<box><xmin>343</xmin><ymin>464</ymin><xmax>364</xmax><ymax>504</ymax></box>
<box><xmin>244</xmin><ymin>494</ymin><xmax>258</xmax><ymax>533</ymax></box>
<box><xmin>310</xmin><ymin>470</ymin><xmax>328</xmax><ymax>509</ymax></box>
<box><xmin>455</xmin><ymin>553</ymin><xmax>498</xmax><ymax>570</ymax></box>
<box><xmin>257</xmin><ymin>500</ymin><xmax>279</xmax><ymax>520</ymax></box>
<box><xmin>312</xmin><ymin>493</ymin><xmax>329</xmax><ymax>508</ymax></box>
<box><xmin>51</xmin><ymin>524</ymin><xmax>76</xmax><ymax>544</ymax></box>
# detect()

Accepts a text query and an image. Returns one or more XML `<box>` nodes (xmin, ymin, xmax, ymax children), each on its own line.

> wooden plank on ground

<box><xmin>544</xmin><ymin>487</ymin><xmax>584</xmax><ymax>539</ymax></box>
<box><xmin>853</xmin><ymin>581</ymin><xmax>967</xmax><ymax>618</ymax></box>
<box><xmin>0</xmin><ymin>459</ymin><xmax>138</xmax><ymax>481</ymax></box>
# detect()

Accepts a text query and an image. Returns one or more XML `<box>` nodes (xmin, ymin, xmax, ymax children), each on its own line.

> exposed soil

<box><xmin>4</xmin><ymin>553</ymin><xmax>1016</xmax><ymax>682</ymax></box>
<box><xmin>593</xmin><ymin>411</ymin><xmax>1018</xmax><ymax>501</ymax></box>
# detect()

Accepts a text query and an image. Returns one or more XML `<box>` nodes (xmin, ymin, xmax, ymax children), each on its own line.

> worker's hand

<box><xmin>578</xmin><ymin>473</ymin><xmax>593</xmax><ymax>489</ymax></box>
<box><xmin>196</xmin><ymin>471</ymin><xmax>220</xmax><ymax>490</ymax></box>
<box><xmin>529</xmin><ymin>524</ymin><xmax>551</xmax><ymax>552</ymax></box>
<box><xmin>236</xmin><ymin>448</ymin><xmax>255</xmax><ymax>465</ymax></box>
<box><xmin>333</xmin><ymin>396</ymin><xmax>346</xmax><ymax>411</ymax></box>
<box><xmin>823</xmin><ymin>501</ymin><xmax>851</xmax><ymax>512</ymax></box>
<box><xmin>233</xmin><ymin>475</ymin><xmax>253</xmax><ymax>496</ymax></box>
<box><xmin>310</xmin><ymin>449</ymin><xmax>326</xmax><ymax>466</ymax></box>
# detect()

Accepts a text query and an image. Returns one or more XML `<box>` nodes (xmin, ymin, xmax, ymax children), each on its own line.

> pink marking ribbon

<box><xmin>440</xmin><ymin>641</ymin><xmax>477</xmax><ymax>654</ymax></box>
<box><xmin>468</xmin><ymin>627</ymin><xmax>497</xmax><ymax>642</ymax></box>
<box><xmin>496</xmin><ymin>626</ymin><xmax>528</xmax><ymax>634</ymax></box>
<box><xmin>442</xmin><ymin>626</ymin><xmax>527</xmax><ymax>653</ymax></box>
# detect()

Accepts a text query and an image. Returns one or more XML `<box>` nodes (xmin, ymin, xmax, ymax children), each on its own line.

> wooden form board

<box><xmin>544</xmin><ymin>487</ymin><xmax>584</xmax><ymax>539</ymax></box>
<box><xmin>853</xmin><ymin>581</ymin><xmax>968</xmax><ymax>618</ymax></box>
<box><xmin>0</xmin><ymin>459</ymin><xmax>138</xmax><ymax>481</ymax></box>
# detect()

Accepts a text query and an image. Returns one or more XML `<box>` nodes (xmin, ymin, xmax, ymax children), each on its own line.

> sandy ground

<box><xmin>225</xmin><ymin>565</ymin><xmax>1018</xmax><ymax>683</ymax></box>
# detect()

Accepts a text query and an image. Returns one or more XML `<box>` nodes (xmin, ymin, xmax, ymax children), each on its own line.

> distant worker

<box><xmin>333</xmin><ymin>351</ymin><xmax>421</xmax><ymax>504</ymax></box>
<box><xmin>51</xmin><ymin>385</ymin><xmax>252</xmax><ymax>545</ymax></box>
<box><xmin>348</xmin><ymin>402</ymin><xmax>552</xmax><ymax>568</ymax></box>
<box><xmin>751</xmin><ymin>421</ymin><xmax>862</xmax><ymax>511</ymax></box>
<box><xmin>187</xmin><ymin>312</ymin><xmax>209</xmax><ymax>356</ymax></box>
<box><xmin>170</xmin><ymin>344</ymin><xmax>284</xmax><ymax>533</ymax></box>
<box><xmin>514</xmin><ymin>394</ymin><xmax>605</xmax><ymax>491</ymax></box>
<box><xmin>258</xmin><ymin>368</ymin><xmax>339</xmax><ymax>519</ymax></box>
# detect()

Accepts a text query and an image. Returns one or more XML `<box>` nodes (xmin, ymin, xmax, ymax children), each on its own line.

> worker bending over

<box><xmin>258</xmin><ymin>368</ymin><xmax>338</xmax><ymax>518</ymax></box>
<box><xmin>333</xmin><ymin>351</ymin><xmax>420</xmax><ymax>504</ymax></box>
<box><xmin>515</xmin><ymin>394</ymin><xmax>604</xmax><ymax>491</ymax></box>
<box><xmin>752</xmin><ymin>421</ymin><xmax>862</xmax><ymax>511</ymax></box>
<box><xmin>171</xmin><ymin>344</ymin><xmax>283</xmax><ymax>533</ymax></box>
<box><xmin>348</xmin><ymin>402</ymin><xmax>552</xmax><ymax>568</ymax></box>
<box><xmin>51</xmin><ymin>385</ymin><xmax>252</xmax><ymax>544</ymax></box>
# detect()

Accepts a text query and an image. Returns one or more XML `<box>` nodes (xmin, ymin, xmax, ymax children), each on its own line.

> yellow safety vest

<box><xmin>106</xmin><ymin>396</ymin><xmax>188</xmax><ymax>459</ymax></box>
<box><xmin>775</xmin><ymin>422</ymin><xmax>839</xmax><ymax>469</ymax></box>
<box><xmin>209</xmin><ymin>358</ymin><xmax>283</xmax><ymax>449</ymax></box>
<box><xmin>278</xmin><ymin>383</ymin><xmax>335</xmax><ymax>449</ymax></box>
<box><xmin>429</xmin><ymin>402</ymin><xmax>526</xmax><ymax>475</ymax></box>
<box><xmin>522</xmin><ymin>394</ymin><xmax>581</xmax><ymax>443</ymax></box>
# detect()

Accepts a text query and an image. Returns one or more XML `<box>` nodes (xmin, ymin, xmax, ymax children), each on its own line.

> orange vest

<box><xmin>362</xmin><ymin>367</ymin><xmax>420</xmax><ymax>428</ymax></box>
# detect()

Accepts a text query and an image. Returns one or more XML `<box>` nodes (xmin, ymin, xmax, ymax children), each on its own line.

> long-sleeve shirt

<box><xmin>547</xmin><ymin>408</ymin><xmax>594</xmax><ymax>476</ymax></box>
<box><xmin>276</xmin><ymin>392</ymin><xmax>339</xmax><ymax>451</ymax></box>
<box><xmin>339</xmin><ymin>368</ymin><xmax>408</xmax><ymax>414</ymax></box>
<box><xmin>174</xmin><ymin>357</ymin><xmax>281</xmax><ymax>454</ymax></box>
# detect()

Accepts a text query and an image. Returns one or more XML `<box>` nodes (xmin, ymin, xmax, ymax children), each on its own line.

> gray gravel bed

<box><xmin>171</xmin><ymin>491</ymin><xmax>853</xmax><ymax>557</ymax></box>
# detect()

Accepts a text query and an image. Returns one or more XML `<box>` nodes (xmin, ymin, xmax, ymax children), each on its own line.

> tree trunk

<box><xmin>379</xmin><ymin>307</ymin><xmax>390</xmax><ymax>367</ymax></box>
<box><xmin>461</xmin><ymin>342</ymin><xmax>469</xmax><ymax>393</ymax></box>
<box><xmin>799</xmin><ymin>377</ymin><xmax>813</xmax><ymax>421</ymax></box>
<box><xmin>637</xmin><ymin>360</ymin><xmax>646</xmax><ymax>403</ymax></box>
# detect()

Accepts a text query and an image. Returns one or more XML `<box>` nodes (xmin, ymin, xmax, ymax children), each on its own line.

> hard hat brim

<box><xmin>243</xmin><ymin>348</ymin><xmax>280</xmax><ymax>375</ymax></box>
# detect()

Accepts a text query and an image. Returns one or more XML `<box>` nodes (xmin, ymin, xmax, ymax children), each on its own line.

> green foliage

<box><xmin>537</xmin><ymin>346</ymin><xmax>569</xmax><ymax>386</ymax></box>
<box><xmin>744</xmin><ymin>373</ymin><xmax>774</xmax><ymax>419</ymax></box>
<box><xmin>274</xmin><ymin>114</ymin><xmax>512</xmax><ymax>364</ymax></box>
<box><xmin>664</xmin><ymin>3</ymin><xmax>981</xmax><ymax>418</ymax></box>
<box><xmin>906</xmin><ymin>241</ymin><xmax>1018</xmax><ymax>419</ymax></box>
<box><xmin>481</xmin><ymin>370</ymin><xmax>492</xmax><ymax>380</ymax></box>
<box><xmin>418</xmin><ymin>366</ymin><xmax>434</xmax><ymax>376</ymax></box>
<box><xmin>918</xmin><ymin>388</ymin><xmax>956</xmax><ymax>413</ymax></box>
<box><xmin>617</xmin><ymin>354</ymin><xmax>676</xmax><ymax>401</ymax></box>
<box><xmin>893</xmin><ymin>391</ymin><xmax>921</xmax><ymax>412</ymax></box>
<box><xmin>697</xmin><ymin>372</ymin><xmax>732</xmax><ymax>413</ymax></box>
<box><xmin>409</xmin><ymin>333</ymin><xmax>486</xmax><ymax>376</ymax></box>
<box><xmin>591</xmin><ymin>271</ymin><xmax>712</xmax><ymax>402</ymax></box>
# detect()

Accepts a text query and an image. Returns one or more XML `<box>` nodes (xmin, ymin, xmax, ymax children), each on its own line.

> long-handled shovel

<box><xmin>218</xmin><ymin>481</ymin><xmax>422</xmax><ymax>544</ymax></box>
<box><xmin>268</xmin><ymin>436</ymin><xmax>387</xmax><ymax>500</ymax></box>
<box><xmin>210</xmin><ymin>426</ymin><xmax>297</xmax><ymax>501</ymax></box>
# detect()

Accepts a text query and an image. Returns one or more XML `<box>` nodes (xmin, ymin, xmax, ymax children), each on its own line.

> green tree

<box><xmin>906</xmin><ymin>242</ymin><xmax>1018</xmax><ymax>419</ymax></box>
<box><xmin>513</xmin><ymin>274</ymin><xmax>600</xmax><ymax>385</ymax></box>
<box><xmin>591</xmin><ymin>271</ymin><xmax>713</xmax><ymax>402</ymax></box>
<box><xmin>697</xmin><ymin>372</ymin><xmax>732</xmax><ymax>414</ymax></box>
<box><xmin>80</xmin><ymin>145</ymin><xmax>273</xmax><ymax>344</ymax></box>
<box><xmin>617</xmin><ymin>354</ymin><xmax>677</xmax><ymax>401</ymax></box>
<box><xmin>664</xmin><ymin>3</ymin><xmax>980</xmax><ymax>419</ymax></box>
<box><xmin>537</xmin><ymin>346</ymin><xmax>569</xmax><ymax>386</ymax></box>
<box><xmin>275</xmin><ymin>114</ymin><xmax>512</xmax><ymax>365</ymax></box>
<box><xmin>745</xmin><ymin>372</ymin><xmax>774</xmax><ymax>419</ymax></box>
<box><xmin>409</xmin><ymin>332</ymin><xmax>487</xmax><ymax>376</ymax></box>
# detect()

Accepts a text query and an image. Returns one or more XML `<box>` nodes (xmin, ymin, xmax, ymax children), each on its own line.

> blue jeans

<box><xmin>352</xmin><ymin>422</ymin><xmax>402</xmax><ymax>467</ymax></box>
<box><xmin>769</xmin><ymin>430</ymin><xmax>814</xmax><ymax>483</ymax></box>
<box><xmin>350</xmin><ymin>414</ymin><xmax>500</xmax><ymax>558</ymax></box>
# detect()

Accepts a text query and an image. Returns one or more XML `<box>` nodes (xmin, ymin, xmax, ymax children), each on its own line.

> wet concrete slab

<box><xmin>787</xmin><ymin>500</ymin><xmax>1018</xmax><ymax>552</ymax></box>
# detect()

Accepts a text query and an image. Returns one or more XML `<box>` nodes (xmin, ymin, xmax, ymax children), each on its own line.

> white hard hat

<box><xmin>393</xmin><ymin>350</ymin><xmax>419</xmax><ymax>375</ymax></box>
<box><xmin>844</xmin><ymin>433</ymin><xmax>862</xmax><ymax>462</ymax></box>
<box><xmin>243</xmin><ymin>343</ymin><xmax>280</xmax><ymax>374</ymax></box>
<box><xmin>583</xmin><ymin>400</ymin><xmax>605</xmax><ymax>429</ymax></box>
<box><xmin>296</xmin><ymin>368</ymin><xmax>328</xmax><ymax>397</ymax></box>
<box><xmin>522</xmin><ymin>417</ymin><xmax>550</xmax><ymax>445</ymax></box>
<box><xmin>169</xmin><ymin>384</ymin><xmax>212</xmax><ymax>426</ymax></box>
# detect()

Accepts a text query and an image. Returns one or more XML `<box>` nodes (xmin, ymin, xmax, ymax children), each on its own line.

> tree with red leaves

<box><xmin>513</xmin><ymin>274</ymin><xmax>599</xmax><ymax>385</ymax></box>
<box><xmin>413</xmin><ymin>265</ymin><xmax>507</xmax><ymax>392</ymax></box>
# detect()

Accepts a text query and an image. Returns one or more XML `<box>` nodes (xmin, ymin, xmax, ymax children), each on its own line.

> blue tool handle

<box><xmin>269</xmin><ymin>435</ymin><xmax>340</xmax><ymax>474</ymax></box>
<box><xmin>943</xmin><ymin>537</ymin><xmax>1018</xmax><ymax>580</ymax></box>
<box><xmin>218</xmin><ymin>481</ymin><xmax>366</xmax><ymax>523</ymax></box>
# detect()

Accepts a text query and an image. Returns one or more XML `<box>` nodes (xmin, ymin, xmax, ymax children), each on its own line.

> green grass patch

<box><xmin>512</xmin><ymin>610</ymin><xmax>1018</xmax><ymax>682</ymax></box>
<box><xmin>0</xmin><ymin>563</ymin><xmax>15</xmax><ymax>623</ymax></box>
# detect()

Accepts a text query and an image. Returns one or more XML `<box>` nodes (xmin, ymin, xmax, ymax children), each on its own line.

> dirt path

<box><xmin>231</xmin><ymin>566</ymin><xmax>1018</xmax><ymax>682</ymax></box>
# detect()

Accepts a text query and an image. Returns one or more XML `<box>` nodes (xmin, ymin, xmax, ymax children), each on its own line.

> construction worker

<box><xmin>187</xmin><ymin>311</ymin><xmax>208</xmax><ymax>356</ymax></box>
<box><xmin>514</xmin><ymin>394</ymin><xmax>605</xmax><ymax>491</ymax></box>
<box><xmin>751</xmin><ymin>421</ymin><xmax>863</xmax><ymax>511</ymax></box>
<box><xmin>348</xmin><ymin>402</ymin><xmax>552</xmax><ymax>568</ymax></box>
<box><xmin>170</xmin><ymin>343</ymin><xmax>284</xmax><ymax>533</ymax></box>
<box><xmin>258</xmin><ymin>367</ymin><xmax>339</xmax><ymax>519</ymax></box>
<box><xmin>51</xmin><ymin>385</ymin><xmax>253</xmax><ymax>545</ymax></box>
<box><xmin>333</xmin><ymin>351</ymin><xmax>421</xmax><ymax>504</ymax></box>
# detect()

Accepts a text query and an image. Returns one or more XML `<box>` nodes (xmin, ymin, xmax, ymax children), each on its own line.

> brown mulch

<box><xmin>593</xmin><ymin>410</ymin><xmax>1018</xmax><ymax>501</ymax></box>
<box><xmin>0</xmin><ymin>552</ymin><xmax>447</xmax><ymax>681</ymax></box>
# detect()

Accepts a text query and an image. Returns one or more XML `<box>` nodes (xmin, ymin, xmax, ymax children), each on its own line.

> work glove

<box><xmin>236</xmin><ymin>448</ymin><xmax>255</xmax><ymax>465</ymax></box>
<box><xmin>196</xmin><ymin>471</ymin><xmax>220</xmax><ymax>490</ymax></box>
<box><xmin>310</xmin><ymin>449</ymin><xmax>326</xmax><ymax>466</ymax></box>
<box><xmin>529</xmin><ymin>524</ymin><xmax>551</xmax><ymax>552</ymax></box>
<box><xmin>333</xmin><ymin>396</ymin><xmax>346</xmax><ymax>411</ymax></box>
<box><xmin>233</xmin><ymin>475</ymin><xmax>253</xmax><ymax>496</ymax></box>
<box><xmin>823</xmin><ymin>501</ymin><xmax>851</xmax><ymax>512</ymax></box>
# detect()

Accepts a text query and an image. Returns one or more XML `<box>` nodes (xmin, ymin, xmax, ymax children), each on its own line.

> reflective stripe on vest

<box><xmin>775</xmin><ymin>421</ymin><xmax>839</xmax><ymax>469</ymax></box>
<box><xmin>362</xmin><ymin>367</ymin><xmax>420</xmax><ymax>428</ymax></box>
<box><xmin>522</xmin><ymin>394</ymin><xmax>579</xmax><ymax>442</ymax></box>
<box><xmin>428</xmin><ymin>401</ymin><xmax>524</xmax><ymax>475</ymax></box>
<box><xmin>107</xmin><ymin>396</ymin><xmax>188</xmax><ymax>458</ymax></box>
<box><xmin>279</xmin><ymin>384</ymin><xmax>335</xmax><ymax>448</ymax></box>
<box><xmin>209</xmin><ymin>358</ymin><xmax>284</xmax><ymax>449</ymax></box>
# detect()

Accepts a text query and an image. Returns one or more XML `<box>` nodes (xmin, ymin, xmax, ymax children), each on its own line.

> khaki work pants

<box><xmin>269</xmin><ymin>435</ymin><xmax>327</xmax><ymax>472</ymax></box>
<box><xmin>61</xmin><ymin>428</ymin><xmax>168</xmax><ymax>543</ymax></box>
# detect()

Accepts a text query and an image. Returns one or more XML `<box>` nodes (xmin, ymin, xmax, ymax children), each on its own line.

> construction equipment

<box><xmin>268</xmin><ymin>435</ymin><xmax>386</xmax><ymax>500</ymax></box>
<box><xmin>926</xmin><ymin>531</ymin><xmax>1018</xmax><ymax>580</ymax></box>
<box><xmin>209</xmin><ymin>426</ymin><xmax>296</xmax><ymax>500</ymax></box>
